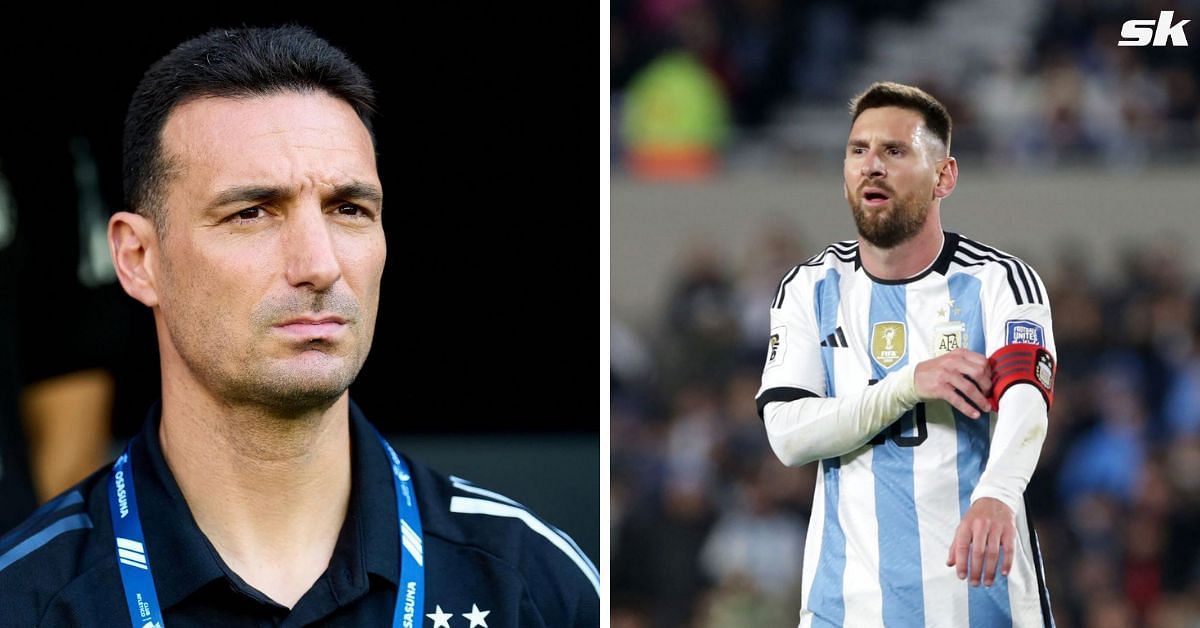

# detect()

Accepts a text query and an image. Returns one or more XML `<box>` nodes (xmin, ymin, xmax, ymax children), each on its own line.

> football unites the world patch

<box><xmin>1005</xmin><ymin>319</ymin><xmax>1045</xmax><ymax>346</ymax></box>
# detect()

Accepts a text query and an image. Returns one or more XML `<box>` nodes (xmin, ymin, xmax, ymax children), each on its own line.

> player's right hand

<box><xmin>914</xmin><ymin>348</ymin><xmax>992</xmax><ymax>418</ymax></box>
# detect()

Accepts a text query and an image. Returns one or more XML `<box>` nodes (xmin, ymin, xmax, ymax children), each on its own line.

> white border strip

<box><xmin>600</xmin><ymin>0</ymin><xmax>612</xmax><ymax>616</ymax></box>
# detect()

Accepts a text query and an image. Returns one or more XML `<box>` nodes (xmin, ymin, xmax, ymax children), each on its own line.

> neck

<box><xmin>858</xmin><ymin>211</ymin><xmax>945</xmax><ymax>281</ymax></box>
<box><xmin>157</xmin><ymin>377</ymin><xmax>352</xmax><ymax>608</ymax></box>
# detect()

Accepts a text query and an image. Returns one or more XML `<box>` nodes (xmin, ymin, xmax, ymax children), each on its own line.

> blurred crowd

<box><xmin>611</xmin><ymin>0</ymin><xmax>1200</xmax><ymax>171</ymax></box>
<box><xmin>609</xmin><ymin>1</ymin><xmax>1200</xmax><ymax>624</ymax></box>
<box><xmin>970</xmin><ymin>0</ymin><xmax>1200</xmax><ymax>167</ymax></box>
<box><xmin>610</xmin><ymin>226</ymin><xmax>1200</xmax><ymax>627</ymax></box>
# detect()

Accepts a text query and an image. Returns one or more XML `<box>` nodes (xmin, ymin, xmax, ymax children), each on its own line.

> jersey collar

<box><xmin>857</xmin><ymin>231</ymin><xmax>960</xmax><ymax>285</ymax></box>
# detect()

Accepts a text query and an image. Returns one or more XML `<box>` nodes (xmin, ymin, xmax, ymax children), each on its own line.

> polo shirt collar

<box><xmin>131</xmin><ymin>399</ymin><xmax>400</xmax><ymax>611</ymax></box>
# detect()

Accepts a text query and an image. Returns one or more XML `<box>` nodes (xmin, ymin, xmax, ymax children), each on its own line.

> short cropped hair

<box><xmin>849</xmin><ymin>81</ymin><xmax>952</xmax><ymax>154</ymax></box>
<box><xmin>123</xmin><ymin>25</ymin><xmax>377</xmax><ymax>231</ymax></box>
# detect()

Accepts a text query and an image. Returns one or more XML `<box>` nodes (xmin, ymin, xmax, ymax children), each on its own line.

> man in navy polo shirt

<box><xmin>0</xmin><ymin>25</ymin><xmax>598</xmax><ymax>627</ymax></box>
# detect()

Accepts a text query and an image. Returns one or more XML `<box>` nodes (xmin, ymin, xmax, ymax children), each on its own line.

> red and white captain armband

<box><xmin>987</xmin><ymin>343</ymin><xmax>1055</xmax><ymax>409</ymax></box>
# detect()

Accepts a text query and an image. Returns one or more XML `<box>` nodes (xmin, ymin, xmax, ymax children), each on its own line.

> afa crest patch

<box><xmin>1036</xmin><ymin>349</ymin><xmax>1055</xmax><ymax>390</ymax></box>
<box><xmin>1006</xmin><ymin>319</ymin><xmax>1045</xmax><ymax>346</ymax></box>
<box><xmin>764</xmin><ymin>326</ymin><xmax>786</xmax><ymax>369</ymax></box>
<box><xmin>933</xmin><ymin>320</ymin><xmax>966</xmax><ymax>356</ymax></box>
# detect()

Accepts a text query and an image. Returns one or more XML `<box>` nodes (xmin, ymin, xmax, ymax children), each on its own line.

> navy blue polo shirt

<box><xmin>0</xmin><ymin>402</ymin><xmax>599</xmax><ymax>627</ymax></box>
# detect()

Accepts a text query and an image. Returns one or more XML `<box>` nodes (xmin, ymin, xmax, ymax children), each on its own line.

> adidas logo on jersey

<box><xmin>819</xmin><ymin>326</ymin><xmax>848</xmax><ymax>348</ymax></box>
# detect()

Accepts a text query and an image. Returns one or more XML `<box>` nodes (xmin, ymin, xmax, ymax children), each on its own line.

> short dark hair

<box><xmin>849</xmin><ymin>81</ymin><xmax>952</xmax><ymax>153</ymax></box>
<box><xmin>123</xmin><ymin>25</ymin><xmax>377</xmax><ymax>231</ymax></box>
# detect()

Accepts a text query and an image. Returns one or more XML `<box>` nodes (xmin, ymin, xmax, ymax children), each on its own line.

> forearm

<box><xmin>762</xmin><ymin>364</ymin><xmax>920</xmax><ymax>466</ymax></box>
<box><xmin>21</xmin><ymin>369</ymin><xmax>113</xmax><ymax>502</ymax></box>
<box><xmin>970</xmin><ymin>384</ymin><xmax>1048</xmax><ymax>513</ymax></box>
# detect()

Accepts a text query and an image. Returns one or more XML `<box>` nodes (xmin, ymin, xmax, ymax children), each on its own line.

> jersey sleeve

<box><xmin>983</xmin><ymin>263</ymin><xmax>1056</xmax><ymax>363</ymax></box>
<box><xmin>755</xmin><ymin>266</ymin><xmax>827</xmax><ymax>419</ymax></box>
<box><xmin>523</xmin><ymin>526</ymin><xmax>600</xmax><ymax>627</ymax></box>
<box><xmin>972</xmin><ymin>261</ymin><xmax>1056</xmax><ymax>510</ymax></box>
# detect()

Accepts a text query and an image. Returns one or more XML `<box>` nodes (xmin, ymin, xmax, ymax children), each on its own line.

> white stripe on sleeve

<box><xmin>449</xmin><ymin>496</ymin><xmax>600</xmax><ymax>595</ymax></box>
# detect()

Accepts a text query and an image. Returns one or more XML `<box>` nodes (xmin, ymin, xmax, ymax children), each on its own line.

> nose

<box><xmin>283</xmin><ymin>205</ymin><xmax>341</xmax><ymax>292</ymax></box>
<box><xmin>861</xmin><ymin>149</ymin><xmax>886</xmax><ymax>179</ymax></box>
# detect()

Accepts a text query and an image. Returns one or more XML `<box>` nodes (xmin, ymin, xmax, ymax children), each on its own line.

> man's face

<box><xmin>154</xmin><ymin>91</ymin><xmax>385</xmax><ymax>411</ymax></box>
<box><xmin>843</xmin><ymin>106</ymin><xmax>944</xmax><ymax>248</ymax></box>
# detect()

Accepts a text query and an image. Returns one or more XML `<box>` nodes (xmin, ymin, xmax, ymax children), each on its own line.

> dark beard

<box><xmin>850</xmin><ymin>191</ymin><xmax>930</xmax><ymax>249</ymax></box>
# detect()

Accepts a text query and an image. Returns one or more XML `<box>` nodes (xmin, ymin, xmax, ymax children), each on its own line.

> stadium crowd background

<box><xmin>609</xmin><ymin>0</ymin><xmax>1200</xmax><ymax>626</ymax></box>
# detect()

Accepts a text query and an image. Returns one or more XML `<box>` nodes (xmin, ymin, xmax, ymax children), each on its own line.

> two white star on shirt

<box><xmin>939</xmin><ymin>298</ymin><xmax>960</xmax><ymax>319</ymax></box>
<box><xmin>427</xmin><ymin>603</ymin><xmax>490</xmax><ymax>627</ymax></box>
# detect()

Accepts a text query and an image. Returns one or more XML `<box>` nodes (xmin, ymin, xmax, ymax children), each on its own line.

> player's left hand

<box><xmin>946</xmin><ymin>497</ymin><xmax>1015</xmax><ymax>587</ymax></box>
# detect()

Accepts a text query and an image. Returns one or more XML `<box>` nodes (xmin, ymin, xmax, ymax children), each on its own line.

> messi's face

<box><xmin>151</xmin><ymin>91</ymin><xmax>386</xmax><ymax>411</ymax></box>
<box><xmin>843</xmin><ymin>106</ymin><xmax>945</xmax><ymax>249</ymax></box>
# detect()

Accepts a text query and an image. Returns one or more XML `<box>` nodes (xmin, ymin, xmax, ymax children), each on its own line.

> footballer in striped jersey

<box><xmin>757</xmin><ymin>82</ymin><xmax>1056</xmax><ymax>628</ymax></box>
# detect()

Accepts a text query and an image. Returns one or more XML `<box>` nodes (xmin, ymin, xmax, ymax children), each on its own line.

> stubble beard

<box><xmin>169</xmin><ymin>318</ymin><xmax>369</xmax><ymax>416</ymax></box>
<box><xmin>160</xmin><ymin>277</ymin><xmax>373</xmax><ymax>417</ymax></box>
<box><xmin>848</xmin><ymin>182</ymin><xmax>932</xmax><ymax>249</ymax></box>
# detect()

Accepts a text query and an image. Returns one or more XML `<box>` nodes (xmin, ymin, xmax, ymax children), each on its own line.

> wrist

<box><xmin>970</xmin><ymin>488</ymin><xmax>1020</xmax><ymax>516</ymax></box>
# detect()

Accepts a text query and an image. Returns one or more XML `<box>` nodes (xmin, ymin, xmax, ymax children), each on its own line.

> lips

<box><xmin>272</xmin><ymin>315</ymin><xmax>348</xmax><ymax>340</ymax></box>
<box><xmin>277</xmin><ymin>315</ymin><xmax>347</xmax><ymax>326</ymax></box>
<box><xmin>861</xmin><ymin>185</ymin><xmax>891</xmax><ymax>207</ymax></box>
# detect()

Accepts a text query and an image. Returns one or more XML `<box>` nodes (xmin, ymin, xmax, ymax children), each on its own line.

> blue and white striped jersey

<box><xmin>756</xmin><ymin>231</ymin><xmax>1055</xmax><ymax>628</ymax></box>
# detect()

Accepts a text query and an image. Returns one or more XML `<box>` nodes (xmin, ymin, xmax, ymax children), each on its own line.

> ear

<box><xmin>108</xmin><ymin>211</ymin><xmax>161</xmax><ymax>307</ymax></box>
<box><xmin>933</xmin><ymin>156</ymin><xmax>958</xmax><ymax>199</ymax></box>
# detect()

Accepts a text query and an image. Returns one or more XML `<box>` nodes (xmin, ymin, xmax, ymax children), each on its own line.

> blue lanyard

<box><xmin>107</xmin><ymin>448</ymin><xmax>166</xmax><ymax>628</ymax></box>
<box><xmin>377</xmin><ymin>432</ymin><xmax>426</xmax><ymax>628</ymax></box>
<box><xmin>107</xmin><ymin>431</ymin><xmax>424</xmax><ymax>628</ymax></box>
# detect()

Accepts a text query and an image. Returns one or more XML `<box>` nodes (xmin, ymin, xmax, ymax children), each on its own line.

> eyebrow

<box><xmin>847</xmin><ymin>139</ymin><xmax>910</xmax><ymax>150</ymax></box>
<box><xmin>206</xmin><ymin>181</ymin><xmax>383</xmax><ymax>211</ymax></box>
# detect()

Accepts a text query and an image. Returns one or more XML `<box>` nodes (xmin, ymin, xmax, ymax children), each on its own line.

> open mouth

<box><xmin>862</xmin><ymin>188</ymin><xmax>891</xmax><ymax>206</ymax></box>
